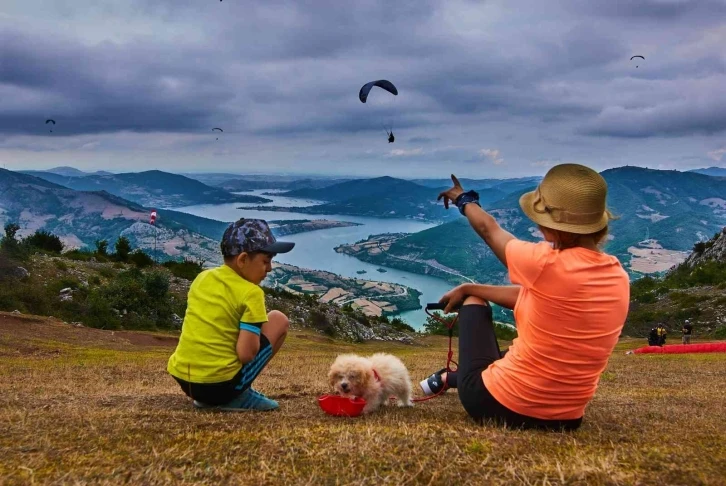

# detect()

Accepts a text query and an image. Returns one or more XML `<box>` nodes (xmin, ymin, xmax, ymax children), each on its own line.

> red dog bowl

<box><xmin>318</xmin><ymin>394</ymin><xmax>366</xmax><ymax>417</ymax></box>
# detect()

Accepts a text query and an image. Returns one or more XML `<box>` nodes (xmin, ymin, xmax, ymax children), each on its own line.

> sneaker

<box><xmin>419</xmin><ymin>368</ymin><xmax>448</xmax><ymax>396</ymax></box>
<box><xmin>219</xmin><ymin>388</ymin><xmax>279</xmax><ymax>412</ymax></box>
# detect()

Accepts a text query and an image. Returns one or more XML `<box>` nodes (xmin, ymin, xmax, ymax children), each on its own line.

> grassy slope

<box><xmin>1</xmin><ymin>313</ymin><xmax>724</xmax><ymax>485</ymax></box>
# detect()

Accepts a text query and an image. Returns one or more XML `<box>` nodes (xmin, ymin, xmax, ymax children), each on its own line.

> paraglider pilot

<box><xmin>388</xmin><ymin>131</ymin><xmax>395</xmax><ymax>143</ymax></box>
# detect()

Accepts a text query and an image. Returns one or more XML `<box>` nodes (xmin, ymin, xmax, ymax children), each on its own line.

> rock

<box><xmin>72</xmin><ymin>322</ymin><xmax>84</xmax><ymax>327</ymax></box>
<box><xmin>172</xmin><ymin>313</ymin><xmax>183</xmax><ymax>328</ymax></box>
<box><xmin>12</xmin><ymin>310</ymin><xmax>22</xmax><ymax>315</ymax></box>
<box><xmin>13</xmin><ymin>267</ymin><xmax>30</xmax><ymax>279</ymax></box>
<box><xmin>59</xmin><ymin>287</ymin><xmax>73</xmax><ymax>295</ymax></box>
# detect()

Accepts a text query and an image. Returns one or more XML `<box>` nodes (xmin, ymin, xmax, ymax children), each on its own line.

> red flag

<box><xmin>150</xmin><ymin>210</ymin><xmax>157</xmax><ymax>225</ymax></box>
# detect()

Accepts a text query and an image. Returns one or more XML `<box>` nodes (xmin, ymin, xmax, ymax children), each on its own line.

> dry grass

<box><xmin>1</xmin><ymin>313</ymin><xmax>725</xmax><ymax>485</ymax></box>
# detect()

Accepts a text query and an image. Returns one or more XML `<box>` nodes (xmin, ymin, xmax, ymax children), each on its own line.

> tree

<box><xmin>94</xmin><ymin>239</ymin><xmax>108</xmax><ymax>256</ymax></box>
<box><xmin>114</xmin><ymin>236</ymin><xmax>132</xmax><ymax>262</ymax></box>
<box><xmin>3</xmin><ymin>223</ymin><xmax>20</xmax><ymax>241</ymax></box>
<box><xmin>24</xmin><ymin>230</ymin><xmax>64</xmax><ymax>254</ymax></box>
<box><xmin>422</xmin><ymin>312</ymin><xmax>458</xmax><ymax>336</ymax></box>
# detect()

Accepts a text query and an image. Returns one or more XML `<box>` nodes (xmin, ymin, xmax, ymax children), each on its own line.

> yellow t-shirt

<box><xmin>167</xmin><ymin>265</ymin><xmax>268</xmax><ymax>384</ymax></box>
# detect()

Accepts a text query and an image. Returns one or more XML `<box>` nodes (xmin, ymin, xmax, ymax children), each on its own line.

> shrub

<box><xmin>24</xmin><ymin>230</ymin><xmax>64</xmax><ymax>254</ymax></box>
<box><xmin>54</xmin><ymin>259</ymin><xmax>69</xmax><ymax>271</ymax></box>
<box><xmin>64</xmin><ymin>249</ymin><xmax>96</xmax><ymax>261</ymax></box>
<box><xmin>310</xmin><ymin>309</ymin><xmax>335</xmax><ymax>336</ymax></box>
<box><xmin>163</xmin><ymin>258</ymin><xmax>205</xmax><ymax>281</ymax></box>
<box><xmin>129</xmin><ymin>249</ymin><xmax>154</xmax><ymax>268</ymax></box>
<box><xmin>389</xmin><ymin>316</ymin><xmax>415</xmax><ymax>333</ymax></box>
<box><xmin>98</xmin><ymin>267</ymin><xmax>115</xmax><ymax>279</ymax></box>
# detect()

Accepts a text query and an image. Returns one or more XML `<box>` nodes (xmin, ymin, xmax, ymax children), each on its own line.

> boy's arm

<box><xmin>236</xmin><ymin>322</ymin><xmax>265</xmax><ymax>364</ymax></box>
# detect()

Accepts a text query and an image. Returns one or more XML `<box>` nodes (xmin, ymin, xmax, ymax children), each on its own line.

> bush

<box><xmin>54</xmin><ymin>259</ymin><xmax>69</xmax><ymax>271</ymax></box>
<box><xmin>163</xmin><ymin>258</ymin><xmax>205</xmax><ymax>281</ymax></box>
<box><xmin>310</xmin><ymin>309</ymin><xmax>335</xmax><ymax>336</ymax></box>
<box><xmin>389</xmin><ymin>316</ymin><xmax>415</xmax><ymax>333</ymax></box>
<box><xmin>129</xmin><ymin>249</ymin><xmax>155</xmax><ymax>268</ymax></box>
<box><xmin>422</xmin><ymin>312</ymin><xmax>517</xmax><ymax>341</ymax></box>
<box><xmin>64</xmin><ymin>249</ymin><xmax>96</xmax><ymax>261</ymax></box>
<box><xmin>98</xmin><ymin>267</ymin><xmax>115</xmax><ymax>279</ymax></box>
<box><xmin>24</xmin><ymin>230</ymin><xmax>64</xmax><ymax>254</ymax></box>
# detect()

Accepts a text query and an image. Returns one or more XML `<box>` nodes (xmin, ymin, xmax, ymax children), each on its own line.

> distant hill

<box><xmin>19</xmin><ymin>170</ymin><xmax>271</xmax><ymax>208</ymax></box>
<box><xmin>216</xmin><ymin>178</ymin><xmax>351</xmax><ymax>192</ymax></box>
<box><xmin>410</xmin><ymin>176</ymin><xmax>542</xmax><ymax>196</ymax></box>
<box><xmin>44</xmin><ymin>166</ymin><xmax>113</xmax><ymax>177</ymax></box>
<box><xmin>688</xmin><ymin>167</ymin><xmax>726</xmax><ymax>178</ymax></box>
<box><xmin>343</xmin><ymin>167</ymin><xmax>726</xmax><ymax>284</ymax></box>
<box><xmin>265</xmin><ymin>176</ymin><xmax>511</xmax><ymax>221</ymax></box>
<box><xmin>0</xmin><ymin>169</ymin><xmax>224</xmax><ymax>262</ymax></box>
<box><xmin>625</xmin><ymin>228</ymin><xmax>726</xmax><ymax>338</ymax></box>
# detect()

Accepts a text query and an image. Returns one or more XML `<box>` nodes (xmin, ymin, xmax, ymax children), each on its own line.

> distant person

<box><xmin>656</xmin><ymin>323</ymin><xmax>667</xmax><ymax>346</ymax></box>
<box><xmin>648</xmin><ymin>327</ymin><xmax>659</xmax><ymax>346</ymax></box>
<box><xmin>682</xmin><ymin>319</ymin><xmax>693</xmax><ymax>345</ymax></box>
<box><xmin>419</xmin><ymin>164</ymin><xmax>629</xmax><ymax>430</ymax></box>
<box><xmin>167</xmin><ymin>219</ymin><xmax>294</xmax><ymax>411</ymax></box>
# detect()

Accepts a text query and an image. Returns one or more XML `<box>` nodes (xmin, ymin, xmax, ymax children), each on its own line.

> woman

<box><xmin>420</xmin><ymin>164</ymin><xmax>629</xmax><ymax>430</ymax></box>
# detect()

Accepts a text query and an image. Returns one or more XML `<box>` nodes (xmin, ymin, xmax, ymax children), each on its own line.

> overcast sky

<box><xmin>1</xmin><ymin>0</ymin><xmax>725</xmax><ymax>178</ymax></box>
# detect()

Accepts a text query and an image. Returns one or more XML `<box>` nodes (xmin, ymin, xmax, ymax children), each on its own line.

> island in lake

<box><xmin>267</xmin><ymin>219</ymin><xmax>361</xmax><ymax>236</ymax></box>
<box><xmin>263</xmin><ymin>262</ymin><xmax>421</xmax><ymax>317</ymax></box>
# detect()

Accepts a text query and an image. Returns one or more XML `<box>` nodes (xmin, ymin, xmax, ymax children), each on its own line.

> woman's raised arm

<box><xmin>438</xmin><ymin>174</ymin><xmax>516</xmax><ymax>266</ymax></box>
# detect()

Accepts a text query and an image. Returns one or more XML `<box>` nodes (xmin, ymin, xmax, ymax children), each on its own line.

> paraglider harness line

<box><xmin>408</xmin><ymin>307</ymin><xmax>458</xmax><ymax>403</ymax></box>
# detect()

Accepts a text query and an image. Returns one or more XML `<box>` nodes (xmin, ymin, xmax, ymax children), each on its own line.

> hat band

<box><xmin>532</xmin><ymin>188</ymin><xmax>604</xmax><ymax>225</ymax></box>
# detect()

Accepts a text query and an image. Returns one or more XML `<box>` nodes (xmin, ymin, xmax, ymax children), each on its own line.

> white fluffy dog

<box><xmin>328</xmin><ymin>353</ymin><xmax>413</xmax><ymax>414</ymax></box>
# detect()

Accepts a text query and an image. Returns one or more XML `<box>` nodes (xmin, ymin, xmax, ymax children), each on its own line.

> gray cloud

<box><xmin>0</xmin><ymin>0</ymin><xmax>725</xmax><ymax>175</ymax></box>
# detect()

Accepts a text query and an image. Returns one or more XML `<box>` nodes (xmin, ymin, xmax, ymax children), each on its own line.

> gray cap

<box><xmin>220</xmin><ymin>218</ymin><xmax>294</xmax><ymax>257</ymax></box>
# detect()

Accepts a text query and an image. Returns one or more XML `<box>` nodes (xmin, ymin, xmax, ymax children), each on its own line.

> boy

<box><xmin>168</xmin><ymin>218</ymin><xmax>294</xmax><ymax>411</ymax></box>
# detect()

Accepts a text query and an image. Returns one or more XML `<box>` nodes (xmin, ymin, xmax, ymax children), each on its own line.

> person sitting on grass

<box><xmin>167</xmin><ymin>218</ymin><xmax>294</xmax><ymax>411</ymax></box>
<box><xmin>419</xmin><ymin>164</ymin><xmax>630</xmax><ymax>430</ymax></box>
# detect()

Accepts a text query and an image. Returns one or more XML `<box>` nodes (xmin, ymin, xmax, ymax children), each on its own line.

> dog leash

<box><xmin>410</xmin><ymin>306</ymin><xmax>458</xmax><ymax>403</ymax></box>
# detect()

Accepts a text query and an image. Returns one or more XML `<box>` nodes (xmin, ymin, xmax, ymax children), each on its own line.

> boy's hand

<box><xmin>437</xmin><ymin>174</ymin><xmax>465</xmax><ymax>210</ymax></box>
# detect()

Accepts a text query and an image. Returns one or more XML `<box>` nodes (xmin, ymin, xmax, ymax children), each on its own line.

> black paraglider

<box><xmin>358</xmin><ymin>80</ymin><xmax>398</xmax><ymax>103</ymax></box>
<box><xmin>359</xmin><ymin>80</ymin><xmax>398</xmax><ymax>142</ymax></box>
<box><xmin>630</xmin><ymin>55</ymin><xmax>645</xmax><ymax>68</ymax></box>
<box><xmin>212</xmin><ymin>127</ymin><xmax>223</xmax><ymax>140</ymax></box>
<box><xmin>45</xmin><ymin>119</ymin><xmax>56</xmax><ymax>133</ymax></box>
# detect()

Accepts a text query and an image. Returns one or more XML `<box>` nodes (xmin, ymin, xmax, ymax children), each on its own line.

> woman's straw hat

<box><xmin>519</xmin><ymin>163</ymin><xmax>611</xmax><ymax>234</ymax></box>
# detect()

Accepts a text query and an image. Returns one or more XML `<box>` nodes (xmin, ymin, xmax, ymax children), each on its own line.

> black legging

<box><xmin>448</xmin><ymin>303</ymin><xmax>582</xmax><ymax>431</ymax></box>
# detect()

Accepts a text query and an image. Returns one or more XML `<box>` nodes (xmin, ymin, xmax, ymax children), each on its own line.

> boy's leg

<box><xmin>234</xmin><ymin>311</ymin><xmax>290</xmax><ymax>394</ymax></box>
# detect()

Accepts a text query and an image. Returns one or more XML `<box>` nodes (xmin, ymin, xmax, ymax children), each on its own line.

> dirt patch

<box><xmin>294</xmin><ymin>333</ymin><xmax>336</xmax><ymax>344</ymax></box>
<box><xmin>0</xmin><ymin>311</ymin><xmax>178</xmax><ymax>350</ymax></box>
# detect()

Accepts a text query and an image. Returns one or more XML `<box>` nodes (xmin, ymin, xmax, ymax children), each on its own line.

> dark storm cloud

<box><xmin>0</xmin><ymin>0</ymin><xmax>725</xmax><ymax>145</ymax></box>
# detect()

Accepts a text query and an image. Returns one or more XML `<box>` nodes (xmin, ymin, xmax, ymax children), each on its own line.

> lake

<box><xmin>174</xmin><ymin>190</ymin><xmax>456</xmax><ymax>329</ymax></box>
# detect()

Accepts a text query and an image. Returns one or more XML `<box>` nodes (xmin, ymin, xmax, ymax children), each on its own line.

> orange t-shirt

<box><xmin>481</xmin><ymin>239</ymin><xmax>630</xmax><ymax>420</ymax></box>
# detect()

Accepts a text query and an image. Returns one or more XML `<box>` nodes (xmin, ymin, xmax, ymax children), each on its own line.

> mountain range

<box><xmin>688</xmin><ymin>167</ymin><xmax>726</xmax><ymax>178</ymax></box>
<box><xmin>246</xmin><ymin>176</ymin><xmax>516</xmax><ymax>222</ymax></box>
<box><xmin>336</xmin><ymin>167</ymin><xmax>726</xmax><ymax>284</ymax></box>
<box><xmin>19</xmin><ymin>169</ymin><xmax>270</xmax><ymax>208</ymax></box>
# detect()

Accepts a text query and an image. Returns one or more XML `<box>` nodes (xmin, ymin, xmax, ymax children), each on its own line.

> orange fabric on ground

<box><xmin>481</xmin><ymin>239</ymin><xmax>630</xmax><ymax>420</ymax></box>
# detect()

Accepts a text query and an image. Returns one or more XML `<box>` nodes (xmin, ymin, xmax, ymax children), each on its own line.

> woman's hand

<box><xmin>440</xmin><ymin>284</ymin><xmax>468</xmax><ymax>314</ymax></box>
<box><xmin>437</xmin><ymin>174</ymin><xmax>465</xmax><ymax>210</ymax></box>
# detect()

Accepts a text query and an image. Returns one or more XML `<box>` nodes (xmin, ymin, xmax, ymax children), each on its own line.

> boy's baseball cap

<box><xmin>220</xmin><ymin>218</ymin><xmax>295</xmax><ymax>257</ymax></box>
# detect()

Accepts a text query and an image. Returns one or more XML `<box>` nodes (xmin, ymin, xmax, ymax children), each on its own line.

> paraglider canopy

<box><xmin>45</xmin><ymin>119</ymin><xmax>56</xmax><ymax>132</ymax></box>
<box><xmin>630</xmin><ymin>55</ymin><xmax>645</xmax><ymax>68</ymax></box>
<box><xmin>359</xmin><ymin>80</ymin><xmax>398</xmax><ymax>103</ymax></box>
<box><xmin>212</xmin><ymin>127</ymin><xmax>223</xmax><ymax>140</ymax></box>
